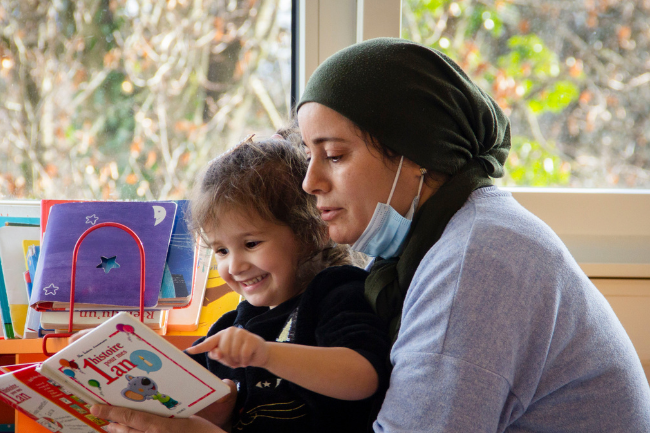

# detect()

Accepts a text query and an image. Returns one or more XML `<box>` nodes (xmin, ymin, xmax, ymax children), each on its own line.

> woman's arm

<box><xmin>186</xmin><ymin>326</ymin><xmax>378</xmax><ymax>401</ymax></box>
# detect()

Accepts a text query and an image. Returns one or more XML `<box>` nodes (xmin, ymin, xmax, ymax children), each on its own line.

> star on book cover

<box><xmin>30</xmin><ymin>201</ymin><xmax>177</xmax><ymax>311</ymax></box>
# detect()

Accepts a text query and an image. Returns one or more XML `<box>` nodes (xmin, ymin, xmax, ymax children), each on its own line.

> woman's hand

<box><xmin>195</xmin><ymin>378</ymin><xmax>238</xmax><ymax>428</ymax></box>
<box><xmin>186</xmin><ymin>326</ymin><xmax>270</xmax><ymax>369</ymax></box>
<box><xmin>90</xmin><ymin>405</ymin><xmax>227</xmax><ymax>433</ymax></box>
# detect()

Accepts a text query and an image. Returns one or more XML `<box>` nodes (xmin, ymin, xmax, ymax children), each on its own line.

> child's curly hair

<box><xmin>188</xmin><ymin>130</ymin><xmax>351</xmax><ymax>290</ymax></box>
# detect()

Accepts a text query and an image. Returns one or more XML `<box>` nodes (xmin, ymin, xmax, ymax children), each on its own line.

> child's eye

<box><xmin>214</xmin><ymin>247</ymin><xmax>228</xmax><ymax>256</ymax></box>
<box><xmin>327</xmin><ymin>155</ymin><xmax>342</xmax><ymax>162</ymax></box>
<box><xmin>245</xmin><ymin>241</ymin><xmax>261</xmax><ymax>249</ymax></box>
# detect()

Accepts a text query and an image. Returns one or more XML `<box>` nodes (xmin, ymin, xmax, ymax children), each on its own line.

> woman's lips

<box><xmin>319</xmin><ymin>207</ymin><xmax>342</xmax><ymax>222</ymax></box>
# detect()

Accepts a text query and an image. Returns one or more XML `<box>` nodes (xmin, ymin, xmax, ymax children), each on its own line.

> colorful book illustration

<box><xmin>0</xmin><ymin>226</ymin><xmax>40</xmax><ymax>338</ymax></box>
<box><xmin>40</xmin><ymin>309</ymin><xmax>167</xmax><ymax>331</ymax></box>
<box><xmin>0</xmin><ymin>203</ymin><xmax>40</xmax><ymax>339</ymax></box>
<box><xmin>168</xmin><ymin>252</ymin><xmax>239</xmax><ymax>336</ymax></box>
<box><xmin>24</xmin><ymin>244</ymin><xmax>57</xmax><ymax>339</ymax></box>
<box><xmin>31</xmin><ymin>201</ymin><xmax>177</xmax><ymax>311</ymax></box>
<box><xmin>37</xmin><ymin>312</ymin><xmax>229</xmax><ymax>418</ymax></box>
<box><xmin>157</xmin><ymin>200</ymin><xmax>194</xmax><ymax>307</ymax></box>
<box><xmin>23</xmin><ymin>242</ymin><xmax>45</xmax><ymax>339</ymax></box>
<box><xmin>0</xmin><ymin>364</ymin><xmax>107</xmax><ymax>432</ymax></box>
<box><xmin>167</xmin><ymin>244</ymin><xmax>212</xmax><ymax>332</ymax></box>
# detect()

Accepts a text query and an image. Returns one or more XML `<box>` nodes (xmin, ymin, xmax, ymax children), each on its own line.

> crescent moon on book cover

<box><xmin>152</xmin><ymin>205</ymin><xmax>167</xmax><ymax>226</ymax></box>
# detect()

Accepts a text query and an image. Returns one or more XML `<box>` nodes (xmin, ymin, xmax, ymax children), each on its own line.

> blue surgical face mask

<box><xmin>351</xmin><ymin>156</ymin><xmax>425</xmax><ymax>258</ymax></box>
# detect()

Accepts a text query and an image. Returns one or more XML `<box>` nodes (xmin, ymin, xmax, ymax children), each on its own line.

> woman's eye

<box><xmin>245</xmin><ymin>241</ymin><xmax>261</xmax><ymax>249</ymax></box>
<box><xmin>327</xmin><ymin>155</ymin><xmax>342</xmax><ymax>162</ymax></box>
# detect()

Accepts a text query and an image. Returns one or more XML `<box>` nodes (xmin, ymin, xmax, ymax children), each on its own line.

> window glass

<box><xmin>0</xmin><ymin>0</ymin><xmax>293</xmax><ymax>200</ymax></box>
<box><xmin>402</xmin><ymin>0</ymin><xmax>649</xmax><ymax>188</ymax></box>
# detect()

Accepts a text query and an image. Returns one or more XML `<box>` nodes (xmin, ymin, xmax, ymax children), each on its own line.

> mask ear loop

<box><xmin>386</xmin><ymin>156</ymin><xmax>405</xmax><ymax>206</ymax></box>
<box><xmin>416</xmin><ymin>168</ymin><xmax>426</xmax><ymax>197</ymax></box>
<box><xmin>406</xmin><ymin>168</ymin><xmax>427</xmax><ymax>220</ymax></box>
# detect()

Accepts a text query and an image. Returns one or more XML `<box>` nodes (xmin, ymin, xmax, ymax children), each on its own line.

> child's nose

<box><xmin>228</xmin><ymin>253</ymin><xmax>249</xmax><ymax>275</ymax></box>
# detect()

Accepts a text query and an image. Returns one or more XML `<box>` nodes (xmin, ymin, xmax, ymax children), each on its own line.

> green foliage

<box><xmin>503</xmin><ymin>137</ymin><xmax>570</xmax><ymax>186</ymax></box>
<box><xmin>100</xmin><ymin>71</ymin><xmax>135</xmax><ymax>150</ymax></box>
<box><xmin>528</xmin><ymin>81</ymin><xmax>580</xmax><ymax>114</ymax></box>
<box><xmin>500</xmin><ymin>35</ymin><xmax>558</xmax><ymax>78</ymax></box>
<box><xmin>401</xmin><ymin>0</ymin><xmax>586</xmax><ymax>187</ymax></box>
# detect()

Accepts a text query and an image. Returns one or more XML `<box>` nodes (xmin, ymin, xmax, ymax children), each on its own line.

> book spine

<box><xmin>41</xmin><ymin>309</ymin><xmax>164</xmax><ymax>330</ymax></box>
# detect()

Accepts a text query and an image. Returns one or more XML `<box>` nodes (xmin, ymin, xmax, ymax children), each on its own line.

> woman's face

<box><xmin>299</xmin><ymin>102</ymin><xmax>425</xmax><ymax>245</ymax></box>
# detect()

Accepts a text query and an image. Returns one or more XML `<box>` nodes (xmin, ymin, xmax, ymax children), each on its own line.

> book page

<box><xmin>40</xmin><ymin>312</ymin><xmax>229</xmax><ymax>418</ymax></box>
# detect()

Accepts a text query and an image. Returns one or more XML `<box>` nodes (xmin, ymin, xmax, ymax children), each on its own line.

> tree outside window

<box><xmin>0</xmin><ymin>0</ymin><xmax>292</xmax><ymax>199</ymax></box>
<box><xmin>403</xmin><ymin>0</ymin><xmax>650</xmax><ymax>188</ymax></box>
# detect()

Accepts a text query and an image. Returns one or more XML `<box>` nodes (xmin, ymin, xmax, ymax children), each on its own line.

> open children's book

<box><xmin>0</xmin><ymin>312</ymin><xmax>230</xmax><ymax>432</ymax></box>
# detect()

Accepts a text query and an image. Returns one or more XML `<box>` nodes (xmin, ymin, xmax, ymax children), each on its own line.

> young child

<box><xmin>185</xmin><ymin>135</ymin><xmax>390</xmax><ymax>433</ymax></box>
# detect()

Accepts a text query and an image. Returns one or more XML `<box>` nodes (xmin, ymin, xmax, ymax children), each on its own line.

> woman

<box><xmin>296</xmin><ymin>38</ymin><xmax>650</xmax><ymax>432</ymax></box>
<box><xmin>93</xmin><ymin>38</ymin><xmax>650</xmax><ymax>432</ymax></box>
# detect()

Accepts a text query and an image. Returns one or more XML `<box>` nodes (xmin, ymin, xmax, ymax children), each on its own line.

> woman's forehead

<box><xmin>298</xmin><ymin>103</ymin><xmax>358</xmax><ymax>139</ymax></box>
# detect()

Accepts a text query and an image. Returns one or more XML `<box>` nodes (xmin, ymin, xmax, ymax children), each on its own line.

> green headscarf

<box><xmin>298</xmin><ymin>38</ymin><xmax>511</xmax><ymax>343</ymax></box>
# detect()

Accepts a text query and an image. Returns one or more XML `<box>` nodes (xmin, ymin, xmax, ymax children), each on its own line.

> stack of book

<box><xmin>0</xmin><ymin>200</ymin><xmax>236</xmax><ymax>340</ymax></box>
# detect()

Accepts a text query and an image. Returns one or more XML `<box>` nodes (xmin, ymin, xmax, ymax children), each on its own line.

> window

<box><xmin>401</xmin><ymin>0</ymin><xmax>650</xmax><ymax>189</ymax></box>
<box><xmin>0</xmin><ymin>0</ymin><xmax>293</xmax><ymax>200</ymax></box>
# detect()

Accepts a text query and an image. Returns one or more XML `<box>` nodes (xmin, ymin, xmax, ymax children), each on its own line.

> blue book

<box><xmin>157</xmin><ymin>200</ymin><xmax>195</xmax><ymax>307</ymax></box>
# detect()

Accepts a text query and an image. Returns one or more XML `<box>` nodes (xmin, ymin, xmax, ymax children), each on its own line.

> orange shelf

<box><xmin>0</xmin><ymin>335</ymin><xmax>199</xmax><ymax>354</ymax></box>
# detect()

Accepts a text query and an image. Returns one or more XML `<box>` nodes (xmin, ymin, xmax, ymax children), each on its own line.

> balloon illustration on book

<box><xmin>88</xmin><ymin>379</ymin><xmax>104</xmax><ymax>396</ymax></box>
<box><xmin>116</xmin><ymin>323</ymin><xmax>138</xmax><ymax>342</ymax></box>
<box><xmin>63</xmin><ymin>368</ymin><xmax>76</xmax><ymax>380</ymax></box>
<box><xmin>60</xmin><ymin>359</ymin><xmax>84</xmax><ymax>374</ymax></box>
<box><xmin>130</xmin><ymin>350</ymin><xmax>162</xmax><ymax>374</ymax></box>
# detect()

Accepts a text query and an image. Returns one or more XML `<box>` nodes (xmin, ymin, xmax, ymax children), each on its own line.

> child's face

<box><xmin>204</xmin><ymin>209</ymin><xmax>303</xmax><ymax>308</ymax></box>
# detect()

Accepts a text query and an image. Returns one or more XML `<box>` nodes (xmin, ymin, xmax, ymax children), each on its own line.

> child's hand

<box><xmin>68</xmin><ymin>328</ymin><xmax>92</xmax><ymax>343</ymax></box>
<box><xmin>186</xmin><ymin>327</ymin><xmax>270</xmax><ymax>369</ymax></box>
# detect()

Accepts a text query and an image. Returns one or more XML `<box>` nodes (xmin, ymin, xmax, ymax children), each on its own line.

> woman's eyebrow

<box><xmin>302</xmin><ymin>136</ymin><xmax>347</xmax><ymax>146</ymax></box>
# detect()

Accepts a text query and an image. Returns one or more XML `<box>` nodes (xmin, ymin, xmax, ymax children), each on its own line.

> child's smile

<box><xmin>204</xmin><ymin>208</ymin><xmax>303</xmax><ymax>308</ymax></box>
<box><xmin>240</xmin><ymin>274</ymin><xmax>269</xmax><ymax>287</ymax></box>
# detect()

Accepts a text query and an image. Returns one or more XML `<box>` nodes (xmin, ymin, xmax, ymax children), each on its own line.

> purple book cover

<box><xmin>31</xmin><ymin>201</ymin><xmax>177</xmax><ymax>309</ymax></box>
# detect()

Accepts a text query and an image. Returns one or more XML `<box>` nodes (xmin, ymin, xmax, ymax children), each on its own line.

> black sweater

<box><xmin>187</xmin><ymin>265</ymin><xmax>390</xmax><ymax>433</ymax></box>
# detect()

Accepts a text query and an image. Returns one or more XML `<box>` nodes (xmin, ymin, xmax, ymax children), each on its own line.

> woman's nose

<box><xmin>303</xmin><ymin>159</ymin><xmax>328</xmax><ymax>195</ymax></box>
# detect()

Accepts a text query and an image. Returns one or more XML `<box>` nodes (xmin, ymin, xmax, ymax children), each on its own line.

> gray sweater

<box><xmin>375</xmin><ymin>186</ymin><xmax>650</xmax><ymax>432</ymax></box>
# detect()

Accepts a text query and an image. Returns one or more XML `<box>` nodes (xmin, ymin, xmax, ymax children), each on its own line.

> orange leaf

<box><xmin>579</xmin><ymin>90</ymin><xmax>592</xmax><ymax>104</ymax></box>
<box><xmin>145</xmin><ymin>151</ymin><xmax>157</xmax><ymax>169</ymax></box>
<box><xmin>518</xmin><ymin>19</ymin><xmax>530</xmax><ymax>34</ymax></box>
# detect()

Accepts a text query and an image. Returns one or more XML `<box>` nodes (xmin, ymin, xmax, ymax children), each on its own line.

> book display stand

<box><xmin>0</xmin><ymin>222</ymin><xmax>200</xmax><ymax>432</ymax></box>
<box><xmin>42</xmin><ymin>222</ymin><xmax>146</xmax><ymax>357</ymax></box>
